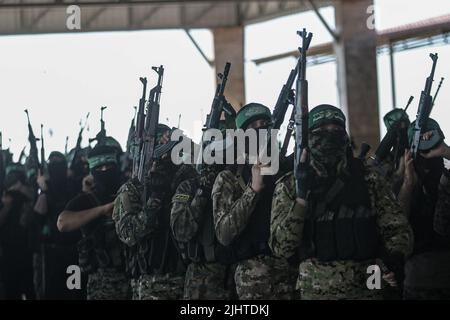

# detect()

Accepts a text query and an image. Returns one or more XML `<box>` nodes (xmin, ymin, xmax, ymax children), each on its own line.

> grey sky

<box><xmin>0</xmin><ymin>0</ymin><xmax>449</xmax><ymax>160</ymax></box>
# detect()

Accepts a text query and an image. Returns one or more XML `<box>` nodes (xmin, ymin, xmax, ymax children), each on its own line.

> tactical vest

<box><xmin>226</xmin><ymin>175</ymin><xmax>275</xmax><ymax>264</ymax></box>
<box><xmin>77</xmin><ymin>193</ymin><xmax>125</xmax><ymax>274</ymax></box>
<box><xmin>126</xmin><ymin>164</ymin><xmax>199</xmax><ymax>278</ymax></box>
<box><xmin>301</xmin><ymin>159</ymin><xmax>380</xmax><ymax>262</ymax></box>
<box><xmin>125</xmin><ymin>194</ymin><xmax>185</xmax><ymax>279</ymax></box>
<box><xmin>176</xmin><ymin>178</ymin><xmax>233</xmax><ymax>265</ymax></box>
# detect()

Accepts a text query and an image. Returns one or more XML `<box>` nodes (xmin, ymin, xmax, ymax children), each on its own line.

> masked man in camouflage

<box><xmin>270</xmin><ymin>104</ymin><xmax>414</xmax><ymax>300</ymax></box>
<box><xmin>58</xmin><ymin>145</ymin><xmax>130</xmax><ymax>300</ymax></box>
<box><xmin>113</xmin><ymin>125</ymin><xmax>197</xmax><ymax>300</ymax></box>
<box><xmin>171</xmin><ymin>122</ymin><xmax>236</xmax><ymax>300</ymax></box>
<box><xmin>212</xmin><ymin>103</ymin><xmax>296</xmax><ymax>300</ymax></box>
<box><xmin>395</xmin><ymin>119</ymin><xmax>450</xmax><ymax>299</ymax></box>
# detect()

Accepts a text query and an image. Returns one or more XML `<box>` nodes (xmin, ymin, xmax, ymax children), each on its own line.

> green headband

<box><xmin>88</xmin><ymin>153</ymin><xmax>117</xmax><ymax>169</ymax></box>
<box><xmin>383</xmin><ymin>109</ymin><xmax>410</xmax><ymax>131</ymax></box>
<box><xmin>235</xmin><ymin>103</ymin><xmax>272</xmax><ymax>130</ymax></box>
<box><xmin>309</xmin><ymin>105</ymin><xmax>346</xmax><ymax>130</ymax></box>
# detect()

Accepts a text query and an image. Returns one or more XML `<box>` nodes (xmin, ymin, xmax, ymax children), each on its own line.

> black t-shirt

<box><xmin>65</xmin><ymin>192</ymin><xmax>100</xmax><ymax>212</ymax></box>
<box><xmin>65</xmin><ymin>192</ymin><xmax>114</xmax><ymax>237</ymax></box>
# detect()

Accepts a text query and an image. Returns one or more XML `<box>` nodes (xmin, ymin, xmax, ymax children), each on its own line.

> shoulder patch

<box><xmin>174</xmin><ymin>194</ymin><xmax>191</xmax><ymax>202</ymax></box>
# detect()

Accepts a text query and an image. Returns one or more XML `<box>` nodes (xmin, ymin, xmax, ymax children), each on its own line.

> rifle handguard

<box><xmin>295</xmin><ymin>161</ymin><xmax>311</xmax><ymax>200</ymax></box>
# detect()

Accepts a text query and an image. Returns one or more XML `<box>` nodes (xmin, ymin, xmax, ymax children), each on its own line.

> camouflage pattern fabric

<box><xmin>86</xmin><ymin>268</ymin><xmax>131</xmax><ymax>300</ymax></box>
<box><xmin>212</xmin><ymin>169</ymin><xmax>295</xmax><ymax>300</ymax></box>
<box><xmin>234</xmin><ymin>254</ymin><xmax>296</xmax><ymax>300</ymax></box>
<box><xmin>212</xmin><ymin>170</ymin><xmax>259</xmax><ymax>247</ymax></box>
<box><xmin>171</xmin><ymin>177</ymin><xmax>235</xmax><ymax>300</ymax></box>
<box><xmin>170</xmin><ymin>178</ymin><xmax>206</xmax><ymax>243</ymax></box>
<box><xmin>298</xmin><ymin>259</ymin><xmax>384</xmax><ymax>300</ymax></box>
<box><xmin>113</xmin><ymin>179</ymin><xmax>160</xmax><ymax>247</ymax></box>
<box><xmin>183</xmin><ymin>262</ymin><xmax>235</xmax><ymax>300</ymax></box>
<box><xmin>270</xmin><ymin>166</ymin><xmax>413</xmax><ymax>300</ymax></box>
<box><xmin>368</xmin><ymin>155</ymin><xmax>403</xmax><ymax>190</ymax></box>
<box><xmin>138</xmin><ymin>273</ymin><xmax>184</xmax><ymax>300</ymax></box>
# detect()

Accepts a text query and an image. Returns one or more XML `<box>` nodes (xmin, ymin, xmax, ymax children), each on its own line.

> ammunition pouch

<box><xmin>312</xmin><ymin>205</ymin><xmax>379</xmax><ymax>262</ymax></box>
<box><xmin>303</xmin><ymin>159</ymin><xmax>380</xmax><ymax>262</ymax></box>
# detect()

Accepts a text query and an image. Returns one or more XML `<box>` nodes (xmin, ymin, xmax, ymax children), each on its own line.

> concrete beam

<box><xmin>334</xmin><ymin>0</ymin><xmax>380</xmax><ymax>151</ymax></box>
<box><xmin>212</xmin><ymin>26</ymin><xmax>245</xmax><ymax>110</ymax></box>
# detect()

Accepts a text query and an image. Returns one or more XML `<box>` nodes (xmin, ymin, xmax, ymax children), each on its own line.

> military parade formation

<box><xmin>1</xmin><ymin>28</ymin><xmax>449</xmax><ymax>301</ymax></box>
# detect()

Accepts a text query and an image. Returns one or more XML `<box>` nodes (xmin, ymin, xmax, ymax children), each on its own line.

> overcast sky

<box><xmin>0</xmin><ymin>0</ymin><xmax>449</xmax><ymax>161</ymax></box>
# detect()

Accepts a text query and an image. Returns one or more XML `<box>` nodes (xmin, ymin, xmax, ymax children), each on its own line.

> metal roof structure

<box><xmin>0</xmin><ymin>0</ymin><xmax>332</xmax><ymax>35</ymax></box>
<box><xmin>252</xmin><ymin>13</ymin><xmax>450</xmax><ymax>66</ymax></box>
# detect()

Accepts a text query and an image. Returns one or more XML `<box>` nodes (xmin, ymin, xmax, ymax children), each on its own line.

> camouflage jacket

<box><xmin>270</xmin><ymin>165</ymin><xmax>414</xmax><ymax>261</ymax></box>
<box><xmin>211</xmin><ymin>169</ymin><xmax>259</xmax><ymax>247</ymax></box>
<box><xmin>112</xmin><ymin>179</ymin><xmax>160</xmax><ymax>247</ymax></box>
<box><xmin>170</xmin><ymin>177</ymin><xmax>207</xmax><ymax>243</ymax></box>
<box><xmin>434</xmin><ymin>172</ymin><xmax>450</xmax><ymax>238</ymax></box>
<box><xmin>113</xmin><ymin>164</ymin><xmax>198</xmax><ymax>247</ymax></box>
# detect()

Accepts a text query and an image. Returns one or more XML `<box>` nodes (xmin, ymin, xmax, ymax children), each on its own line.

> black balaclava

<box><xmin>91</xmin><ymin>164</ymin><xmax>121</xmax><ymax>200</ymax></box>
<box><xmin>88</xmin><ymin>145</ymin><xmax>122</xmax><ymax>200</ymax></box>
<box><xmin>48</xmin><ymin>151</ymin><xmax>68</xmax><ymax>190</ymax></box>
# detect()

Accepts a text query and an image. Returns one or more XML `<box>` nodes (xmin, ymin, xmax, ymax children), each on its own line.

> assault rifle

<box><xmin>410</xmin><ymin>53</ymin><xmax>439</xmax><ymax>159</ymax></box>
<box><xmin>89</xmin><ymin>107</ymin><xmax>107</xmax><ymax>145</ymax></box>
<box><xmin>24</xmin><ymin>109</ymin><xmax>40</xmax><ymax>177</ymax></box>
<box><xmin>137</xmin><ymin>66</ymin><xmax>164</xmax><ymax>192</ymax></box>
<box><xmin>40</xmin><ymin>124</ymin><xmax>46</xmax><ymax>174</ymax></box>
<box><xmin>132</xmin><ymin>77</ymin><xmax>147</xmax><ymax>179</ymax></box>
<box><xmin>203</xmin><ymin>62</ymin><xmax>235</xmax><ymax>133</ymax></box>
<box><xmin>272</xmin><ymin>59</ymin><xmax>300</xmax><ymax>158</ymax></box>
<box><xmin>294</xmin><ymin>28</ymin><xmax>313</xmax><ymax>199</ymax></box>
<box><xmin>69</xmin><ymin>112</ymin><xmax>90</xmax><ymax>169</ymax></box>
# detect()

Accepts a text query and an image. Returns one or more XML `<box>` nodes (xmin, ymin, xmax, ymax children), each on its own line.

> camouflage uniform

<box><xmin>270</xmin><ymin>166</ymin><xmax>413</xmax><ymax>300</ymax></box>
<box><xmin>87</xmin><ymin>268</ymin><xmax>130</xmax><ymax>300</ymax></box>
<box><xmin>113</xmin><ymin>164</ymin><xmax>197</xmax><ymax>300</ymax></box>
<box><xmin>212</xmin><ymin>169</ymin><xmax>296</xmax><ymax>300</ymax></box>
<box><xmin>171</xmin><ymin>176</ymin><xmax>235</xmax><ymax>300</ymax></box>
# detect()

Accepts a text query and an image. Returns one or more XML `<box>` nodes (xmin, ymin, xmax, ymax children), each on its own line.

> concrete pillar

<box><xmin>212</xmin><ymin>26</ymin><xmax>246</xmax><ymax>110</ymax></box>
<box><xmin>334</xmin><ymin>0</ymin><xmax>380</xmax><ymax>151</ymax></box>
